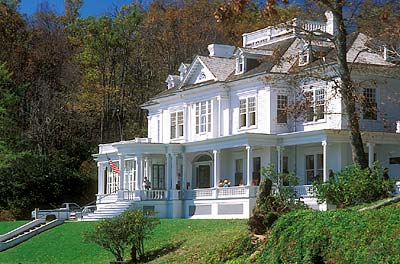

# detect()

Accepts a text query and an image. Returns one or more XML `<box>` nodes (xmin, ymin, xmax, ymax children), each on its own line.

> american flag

<box><xmin>108</xmin><ymin>159</ymin><xmax>120</xmax><ymax>174</ymax></box>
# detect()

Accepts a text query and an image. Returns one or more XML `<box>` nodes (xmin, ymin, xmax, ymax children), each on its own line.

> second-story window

<box><xmin>304</xmin><ymin>86</ymin><xmax>325</xmax><ymax>122</ymax></box>
<box><xmin>170</xmin><ymin>111</ymin><xmax>184</xmax><ymax>139</ymax></box>
<box><xmin>239</xmin><ymin>96</ymin><xmax>256</xmax><ymax>128</ymax></box>
<box><xmin>277</xmin><ymin>95</ymin><xmax>288</xmax><ymax>124</ymax></box>
<box><xmin>195</xmin><ymin>100</ymin><xmax>211</xmax><ymax>134</ymax></box>
<box><xmin>363</xmin><ymin>87</ymin><xmax>377</xmax><ymax>120</ymax></box>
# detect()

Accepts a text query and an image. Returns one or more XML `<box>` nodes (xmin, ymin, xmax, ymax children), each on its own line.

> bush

<box><xmin>258</xmin><ymin>208</ymin><xmax>400</xmax><ymax>263</ymax></box>
<box><xmin>83</xmin><ymin>209</ymin><xmax>160</xmax><ymax>263</ymax></box>
<box><xmin>249</xmin><ymin>164</ymin><xmax>308</xmax><ymax>235</ymax></box>
<box><xmin>313</xmin><ymin>164</ymin><xmax>394</xmax><ymax>207</ymax></box>
<box><xmin>0</xmin><ymin>210</ymin><xmax>15</xmax><ymax>221</ymax></box>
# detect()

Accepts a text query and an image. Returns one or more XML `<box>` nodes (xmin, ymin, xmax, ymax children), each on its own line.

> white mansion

<box><xmin>87</xmin><ymin>12</ymin><xmax>400</xmax><ymax>220</ymax></box>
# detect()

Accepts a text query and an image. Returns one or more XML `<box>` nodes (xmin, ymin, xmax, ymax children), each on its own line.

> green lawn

<box><xmin>0</xmin><ymin>221</ymin><xmax>28</xmax><ymax>234</ymax></box>
<box><xmin>0</xmin><ymin>219</ymin><xmax>247</xmax><ymax>264</ymax></box>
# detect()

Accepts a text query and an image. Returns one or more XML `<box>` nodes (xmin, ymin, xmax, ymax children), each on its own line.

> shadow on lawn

<box><xmin>143</xmin><ymin>240</ymin><xmax>186</xmax><ymax>262</ymax></box>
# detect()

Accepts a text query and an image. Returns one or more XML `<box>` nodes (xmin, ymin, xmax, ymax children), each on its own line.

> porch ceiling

<box><xmin>279</xmin><ymin>129</ymin><xmax>400</xmax><ymax>146</ymax></box>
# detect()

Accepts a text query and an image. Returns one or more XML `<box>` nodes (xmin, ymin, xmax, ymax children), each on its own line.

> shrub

<box><xmin>258</xmin><ymin>208</ymin><xmax>400</xmax><ymax>263</ymax></box>
<box><xmin>0</xmin><ymin>210</ymin><xmax>15</xmax><ymax>221</ymax></box>
<box><xmin>313</xmin><ymin>164</ymin><xmax>394</xmax><ymax>207</ymax></box>
<box><xmin>83</xmin><ymin>209</ymin><xmax>160</xmax><ymax>263</ymax></box>
<box><xmin>249</xmin><ymin>164</ymin><xmax>308</xmax><ymax>235</ymax></box>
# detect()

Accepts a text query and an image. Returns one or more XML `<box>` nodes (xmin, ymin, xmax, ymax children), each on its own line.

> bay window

<box><xmin>277</xmin><ymin>95</ymin><xmax>288</xmax><ymax>124</ymax></box>
<box><xmin>304</xmin><ymin>86</ymin><xmax>325</xmax><ymax>122</ymax></box>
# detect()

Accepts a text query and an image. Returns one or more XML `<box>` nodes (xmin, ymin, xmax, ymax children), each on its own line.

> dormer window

<box><xmin>236</xmin><ymin>56</ymin><xmax>245</xmax><ymax>74</ymax></box>
<box><xmin>299</xmin><ymin>43</ymin><xmax>311</xmax><ymax>66</ymax></box>
<box><xmin>299</xmin><ymin>49</ymin><xmax>310</xmax><ymax>66</ymax></box>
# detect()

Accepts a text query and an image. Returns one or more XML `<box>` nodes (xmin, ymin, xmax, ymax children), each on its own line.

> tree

<box><xmin>84</xmin><ymin>210</ymin><xmax>160</xmax><ymax>263</ymax></box>
<box><xmin>248</xmin><ymin>164</ymin><xmax>307</xmax><ymax>235</ymax></box>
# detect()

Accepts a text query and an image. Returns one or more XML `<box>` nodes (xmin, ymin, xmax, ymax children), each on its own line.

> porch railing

<box><xmin>184</xmin><ymin>186</ymin><xmax>256</xmax><ymax>200</ymax></box>
<box><xmin>140</xmin><ymin>190</ymin><xmax>166</xmax><ymax>200</ymax></box>
<box><xmin>294</xmin><ymin>185</ymin><xmax>315</xmax><ymax>198</ymax></box>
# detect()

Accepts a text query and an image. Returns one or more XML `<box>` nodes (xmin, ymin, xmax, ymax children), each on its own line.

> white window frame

<box><xmin>277</xmin><ymin>94</ymin><xmax>288</xmax><ymax>124</ymax></box>
<box><xmin>170</xmin><ymin>111</ymin><xmax>184</xmax><ymax>139</ymax></box>
<box><xmin>236</xmin><ymin>55</ymin><xmax>245</xmax><ymax>74</ymax></box>
<box><xmin>305</xmin><ymin>153</ymin><xmax>323</xmax><ymax>185</ymax></box>
<box><xmin>195</xmin><ymin>100</ymin><xmax>212</xmax><ymax>134</ymax></box>
<box><xmin>303</xmin><ymin>86</ymin><xmax>326</xmax><ymax>123</ymax></box>
<box><xmin>239</xmin><ymin>96</ymin><xmax>257</xmax><ymax>129</ymax></box>
<box><xmin>363</xmin><ymin>87</ymin><xmax>377</xmax><ymax>120</ymax></box>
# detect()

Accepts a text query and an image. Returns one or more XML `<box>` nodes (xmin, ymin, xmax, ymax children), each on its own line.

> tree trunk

<box><xmin>130</xmin><ymin>246</ymin><xmax>137</xmax><ymax>263</ymax></box>
<box><xmin>332</xmin><ymin>5</ymin><xmax>368</xmax><ymax>169</ymax></box>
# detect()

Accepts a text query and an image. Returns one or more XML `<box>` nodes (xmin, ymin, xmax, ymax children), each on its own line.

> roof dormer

<box><xmin>299</xmin><ymin>43</ymin><xmax>311</xmax><ymax>66</ymax></box>
<box><xmin>234</xmin><ymin>47</ymin><xmax>272</xmax><ymax>75</ymax></box>
<box><xmin>383</xmin><ymin>46</ymin><xmax>400</xmax><ymax>63</ymax></box>
<box><xmin>166</xmin><ymin>75</ymin><xmax>180</xmax><ymax>89</ymax></box>
<box><xmin>178</xmin><ymin>63</ymin><xmax>190</xmax><ymax>81</ymax></box>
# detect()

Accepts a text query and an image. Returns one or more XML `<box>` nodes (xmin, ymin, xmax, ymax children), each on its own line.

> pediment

<box><xmin>180</xmin><ymin>57</ymin><xmax>216</xmax><ymax>87</ymax></box>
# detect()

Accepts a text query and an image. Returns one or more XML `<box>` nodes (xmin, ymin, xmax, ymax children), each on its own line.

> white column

<box><xmin>182</xmin><ymin>153</ymin><xmax>187</xmax><ymax>190</ymax></box>
<box><xmin>322</xmin><ymin>140</ymin><xmax>328</xmax><ymax>182</ymax></box>
<box><xmin>171</xmin><ymin>153</ymin><xmax>178</xmax><ymax>189</ymax></box>
<box><xmin>277</xmin><ymin>146</ymin><xmax>282</xmax><ymax>173</ymax></box>
<box><xmin>136</xmin><ymin>155</ymin><xmax>142</xmax><ymax>190</ymax></box>
<box><xmin>118</xmin><ymin>155</ymin><xmax>125</xmax><ymax>190</ymax></box>
<box><xmin>246</xmin><ymin>145</ymin><xmax>253</xmax><ymax>186</ymax></box>
<box><xmin>184</xmin><ymin>104</ymin><xmax>188</xmax><ymax>141</ymax></box>
<box><xmin>213</xmin><ymin>150</ymin><xmax>221</xmax><ymax>188</ymax></box>
<box><xmin>147</xmin><ymin>158</ymin><xmax>153</xmax><ymax>187</ymax></box>
<box><xmin>98</xmin><ymin>163</ymin><xmax>104</xmax><ymax>195</ymax></box>
<box><xmin>165</xmin><ymin>154</ymin><xmax>171</xmax><ymax>191</ymax></box>
<box><xmin>367</xmin><ymin>142</ymin><xmax>375</xmax><ymax>168</ymax></box>
<box><xmin>217</xmin><ymin>96</ymin><xmax>221</xmax><ymax>137</ymax></box>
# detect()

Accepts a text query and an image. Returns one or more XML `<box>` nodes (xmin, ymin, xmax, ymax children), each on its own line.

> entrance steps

<box><xmin>0</xmin><ymin>219</ymin><xmax>64</xmax><ymax>252</ymax></box>
<box><xmin>80</xmin><ymin>200</ymin><xmax>135</xmax><ymax>221</ymax></box>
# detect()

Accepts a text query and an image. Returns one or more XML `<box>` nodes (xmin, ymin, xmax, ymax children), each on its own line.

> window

<box><xmin>195</xmin><ymin>100</ymin><xmax>211</xmax><ymax>134</ymax></box>
<box><xmin>170</xmin><ymin>111</ymin><xmax>184</xmax><ymax>139</ymax></box>
<box><xmin>252</xmin><ymin>157</ymin><xmax>261</xmax><ymax>186</ymax></box>
<box><xmin>152</xmin><ymin>164</ymin><xmax>165</xmax><ymax>190</ymax></box>
<box><xmin>305</xmin><ymin>154</ymin><xmax>323</xmax><ymax>184</ymax></box>
<box><xmin>125</xmin><ymin>159</ymin><xmax>136</xmax><ymax>191</ymax></box>
<box><xmin>239</xmin><ymin>96</ymin><xmax>256</xmax><ymax>128</ymax></box>
<box><xmin>299</xmin><ymin>50</ymin><xmax>310</xmax><ymax>66</ymax></box>
<box><xmin>277</xmin><ymin>95</ymin><xmax>288</xmax><ymax>124</ymax></box>
<box><xmin>234</xmin><ymin>159</ymin><xmax>243</xmax><ymax>186</ymax></box>
<box><xmin>390</xmin><ymin>157</ymin><xmax>400</xmax><ymax>164</ymax></box>
<box><xmin>304</xmin><ymin>87</ymin><xmax>325</xmax><ymax>122</ymax></box>
<box><xmin>363</xmin><ymin>87</ymin><xmax>377</xmax><ymax>120</ymax></box>
<box><xmin>236</xmin><ymin>56</ymin><xmax>244</xmax><ymax>74</ymax></box>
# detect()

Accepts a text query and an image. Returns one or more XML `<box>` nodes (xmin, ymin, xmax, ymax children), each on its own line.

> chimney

<box><xmin>325</xmin><ymin>11</ymin><xmax>337</xmax><ymax>35</ymax></box>
<box><xmin>208</xmin><ymin>44</ymin><xmax>235</xmax><ymax>58</ymax></box>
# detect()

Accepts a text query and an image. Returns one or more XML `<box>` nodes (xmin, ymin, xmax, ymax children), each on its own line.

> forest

<box><xmin>0</xmin><ymin>0</ymin><xmax>398</xmax><ymax>219</ymax></box>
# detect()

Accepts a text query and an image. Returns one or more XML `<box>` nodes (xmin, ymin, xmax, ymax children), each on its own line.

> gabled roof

<box><xmin>198</xmin><ymin>56</ymin><xmax>235</xmax><ymax>81</ymax></box>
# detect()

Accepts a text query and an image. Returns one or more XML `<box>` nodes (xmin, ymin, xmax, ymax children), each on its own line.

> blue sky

<box><xmin>19</xmin><ymin>0</ymin><xmax>150</xmax><ymax>17</ymax></box>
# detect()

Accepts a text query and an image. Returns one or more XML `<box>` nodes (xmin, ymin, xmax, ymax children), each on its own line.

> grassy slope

<box><xmin>0</xmin><ymin>221</ymin><xmax>28</xmax><ymax>234</ymax></box>
<box><xmin>257</xmin><ymin>207</ymin><xmax>400</xmax><ymax>263</ymax></box>
<box><xmin>0</xmin><ymin>219</ymin><xmax>247</xmax><ymax>264</ymax></box>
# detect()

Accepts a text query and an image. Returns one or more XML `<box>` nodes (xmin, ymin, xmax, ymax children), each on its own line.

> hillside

<box><xmin>0</xmin><ymin>219</ymin><xmax>247</xmax><ymax>264</ymax></box>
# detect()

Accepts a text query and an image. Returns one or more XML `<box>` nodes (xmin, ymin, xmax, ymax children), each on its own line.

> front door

<box><xmin>196</xmin><ymin>164</ymin><xmax>211</xmax><ymax>188</ymax></box>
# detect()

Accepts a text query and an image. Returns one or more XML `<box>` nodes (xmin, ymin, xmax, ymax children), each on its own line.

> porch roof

<box><xmin>183</xmin><ymin>133</ymin><xmax>278</xmax><ymax>153</ymax></box>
